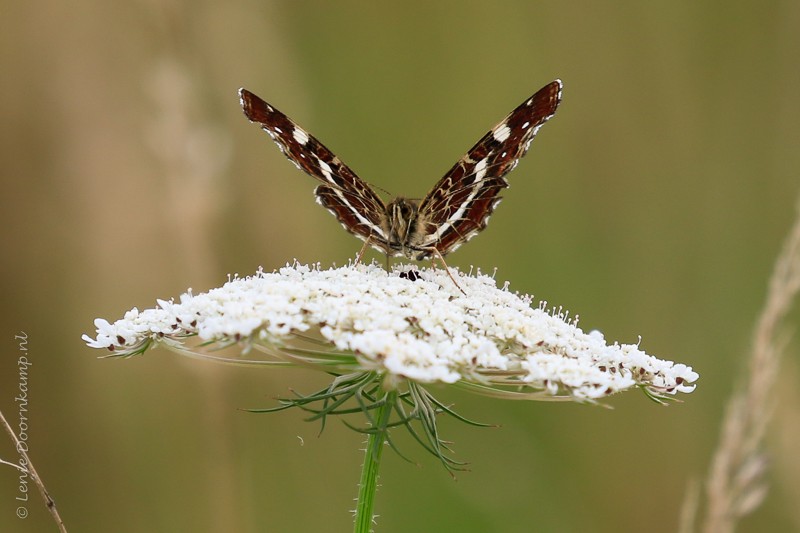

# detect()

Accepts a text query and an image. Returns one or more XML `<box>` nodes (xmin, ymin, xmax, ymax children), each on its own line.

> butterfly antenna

<box><xmin>367</xmin><ymin>181</ymin><xmax>393</xmax><ymax>197</ymax></box>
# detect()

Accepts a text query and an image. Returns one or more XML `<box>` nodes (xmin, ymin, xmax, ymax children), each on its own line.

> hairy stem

<box><xmin>354</xmin><ymin>390</ymin><xmax>395</xmax><ymax>533</ymax></box>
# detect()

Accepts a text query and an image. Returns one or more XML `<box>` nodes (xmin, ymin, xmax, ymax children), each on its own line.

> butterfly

<box><xmin>240</xmin><ymin>80</ymin><xmax>562</xmax><ymax>277</ymax></box>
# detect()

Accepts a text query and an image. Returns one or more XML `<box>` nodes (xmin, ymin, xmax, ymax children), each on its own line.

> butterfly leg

<box><xmin>428</xmin><ymin>248</ymin><xmax>465</xmax><ymax>295</ymax></box>
<box><xmin>355</xmin><ymin>235</ymin><xmax>372</xmax><ymax>265</ymax></box>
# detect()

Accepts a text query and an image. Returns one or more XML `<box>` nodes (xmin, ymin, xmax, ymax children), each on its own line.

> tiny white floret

<box><xmin>84</xmin><ymin>263</ymin><xmax>699</xmax><ymax>403</ymax></box>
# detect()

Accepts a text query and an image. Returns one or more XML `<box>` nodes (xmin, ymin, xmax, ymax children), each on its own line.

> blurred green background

<box><xmin>2</xmin><ymin>2</ymin><xmax>799</xmax><ymax>532</ymax></box>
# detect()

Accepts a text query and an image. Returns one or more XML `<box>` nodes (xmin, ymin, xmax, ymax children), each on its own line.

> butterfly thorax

<box><xmin>385</xmin><ymin>197</ymin><xmax>430</xmax><ymax>260</ymax></box>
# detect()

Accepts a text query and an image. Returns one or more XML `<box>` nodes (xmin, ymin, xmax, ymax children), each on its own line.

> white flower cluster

<box><xmin>83</xmin><ymin>263</ymin><xmax>698</xmax><ymax>402</ymax></box>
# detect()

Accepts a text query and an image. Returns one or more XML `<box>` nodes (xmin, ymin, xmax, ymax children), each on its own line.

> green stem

<box><xmin>353</xmin><ymin>390</ymin><xmax>395</xmax><ymax>533</ymax></box>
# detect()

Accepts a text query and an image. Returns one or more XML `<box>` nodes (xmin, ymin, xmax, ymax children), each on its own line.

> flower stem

<box><xmin>353</xmin><ymin>390</ymin><xmax>395</xmax><ymax>533</ymax></box>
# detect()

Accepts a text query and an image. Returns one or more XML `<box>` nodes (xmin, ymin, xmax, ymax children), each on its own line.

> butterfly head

<box><xmin>386</xmin><ymin>197</ymin><xmax>425</xmax><ymax>258</ymax></box>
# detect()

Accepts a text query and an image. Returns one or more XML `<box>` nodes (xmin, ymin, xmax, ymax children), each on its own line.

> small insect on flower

<box><xmin>239</xmin><ymin>81</ymin><xmax>562</xmax><ymax>288</ymax></box>
<box><xmin>399</xmin><ymin>269</ymin><xmax>421</xmax><ymax>282</ymax></box>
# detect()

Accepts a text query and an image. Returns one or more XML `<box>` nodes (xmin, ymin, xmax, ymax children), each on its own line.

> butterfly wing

<box><xmin>416</xmin><ymin>80</ymin><xmax>562</xmax><ymax>255</ymax></box>
<box><xmin>239</xmin><ymin>89</ymin><xmax>391</xmax><ymax>249</ymax></box>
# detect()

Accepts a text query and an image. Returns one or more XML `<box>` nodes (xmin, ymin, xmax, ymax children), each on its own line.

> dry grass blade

<box><xmin>0</xmin><ymin>408</ymin><xmax>67</xmax><ymax>532</ymax></box>
<box><xmin>693</xmin><ymin>195</ymin><xmax>800</xmax><ymax>533</ymax></box>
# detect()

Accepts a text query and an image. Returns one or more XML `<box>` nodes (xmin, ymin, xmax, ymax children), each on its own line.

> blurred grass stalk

<box><xmin>0</xmin><ymin>408</ymin><xmax>66</xmax><ymax>532</ymax></box>
<box><xmin>681</xmin><ymin>192</ymin><xmax>800</xmax><ymax>533</ymax></box>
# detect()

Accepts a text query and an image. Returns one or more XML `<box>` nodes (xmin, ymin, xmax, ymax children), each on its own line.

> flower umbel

<box><xmin>83</xmin><ymin>263</ymin><xmax>698</xmax><ymax>466</ymax></box>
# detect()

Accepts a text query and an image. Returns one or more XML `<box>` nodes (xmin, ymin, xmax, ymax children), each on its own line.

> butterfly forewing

<box><xmin>417</xmin><ymin>80</ymin><xmax>562</xmax><ymax>254</ymax></box>
<box><xmin>239</xmin><ymin>89</ymin><xmax>390</xmax><ymax>247</ymax></box>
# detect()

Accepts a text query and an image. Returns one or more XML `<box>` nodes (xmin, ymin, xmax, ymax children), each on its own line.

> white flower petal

<box><xmin>83</xmin><ymin>263</ymin><xmax>699</xmax><ymax>401</ymax></box>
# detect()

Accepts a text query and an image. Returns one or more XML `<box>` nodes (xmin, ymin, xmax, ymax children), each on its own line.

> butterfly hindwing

<box><xmin>417</xmin><ymin>80</ymin><xmax>562</xmax><ymax>254</ymax></box>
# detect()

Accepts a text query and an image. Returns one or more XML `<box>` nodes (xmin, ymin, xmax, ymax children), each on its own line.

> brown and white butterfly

<box><xmin>240</xmin><ymin>80</ymin><xmax>562</xmax><ymax>282</ymax></box>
